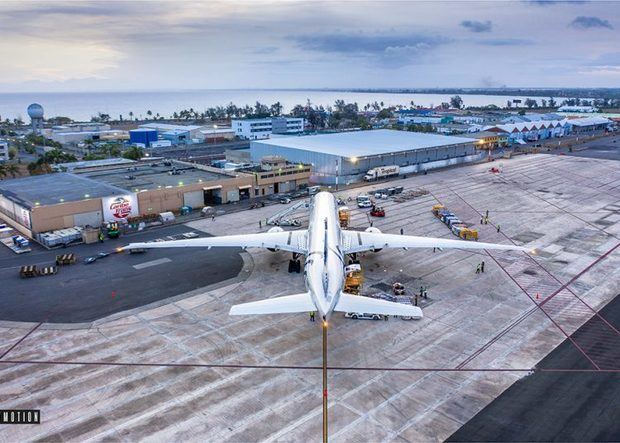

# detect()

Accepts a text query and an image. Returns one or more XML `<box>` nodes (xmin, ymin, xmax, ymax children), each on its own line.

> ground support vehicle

<box><xmin>338</xmin><ymin>207</ymin><xmax>351</xmax><ymax>228</ymax></box>
<box><xmin>55</xmin><ymin>253</ymin><xmax>77</xmax><ymax>266</ymax></box>
<box><xmin>344</xmin><ymin>264</ymin><xmax>363</xmax><ymax>295</ymax></box>
<box><xmin>370</xmin><ymin>206</ymin><xmax>385</xmax><ymax>217</ymax></box>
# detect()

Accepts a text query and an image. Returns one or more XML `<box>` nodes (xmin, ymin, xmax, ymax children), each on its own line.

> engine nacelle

<box><xmin>365</xmin><ymin>226</ymin><xmax>383</xmax><ymax>252</ymax></box>
<box><xmin>267</xmin><ymin>226</ymin><xmax>284</xmax><ymax>251</ymax></box>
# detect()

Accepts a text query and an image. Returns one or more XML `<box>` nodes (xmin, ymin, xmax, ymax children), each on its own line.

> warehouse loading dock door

<box><xmin>204</xmin><ymin>188</ymin><xmax>222</xmax><ymax>205</ymax></box>
<box><xmin>184</xmin><ymin>191</ymin><xmax>204</xmax><ymax>208</ymax></box>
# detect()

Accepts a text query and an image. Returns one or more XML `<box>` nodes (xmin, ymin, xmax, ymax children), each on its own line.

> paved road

<box><xmin>0</xmin><ymin>225</ymin><xmax>244</xmax><ymax>324</ymax></box>
<box><xmin>447</xmin><ymin>293</ymin><xmax>620</xmax><ymax>442</ymax></box>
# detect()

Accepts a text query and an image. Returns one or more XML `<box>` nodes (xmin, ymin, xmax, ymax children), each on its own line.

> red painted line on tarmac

<box><xmin>1</xmin><ymin>359</ymin><xmax>618</xmax><ymax>373</ymax></box>
<box><xmin>0</xmin><ymin>323</ymin><xmax>43</xmax><ymax>361</ymax></box>
<box><xmin>487</xmin><ymin>251</ymin><xmax>601</xmax><ymax>370</ymax></box>
<box><xmin>448</xmin><ymin>185</ymin><xmax>620</xmax><ymax>334</ymax></box>
<box><xmin>438</xmin><ymin>185</ymin><xmax>620</xmax><ymax>368</ymax></box>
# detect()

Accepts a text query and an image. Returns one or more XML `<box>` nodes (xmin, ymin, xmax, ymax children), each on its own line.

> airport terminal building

<box><xmin>250</xmin><ymin>129</ymin><xmax>478</xmax><ymax>185</ymax></box>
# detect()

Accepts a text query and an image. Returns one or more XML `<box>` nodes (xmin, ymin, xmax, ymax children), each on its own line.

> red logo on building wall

<box><xmin>109</xmin><ymin>197</ymin><xmax>132</xmax><ymax>219</ymax></box>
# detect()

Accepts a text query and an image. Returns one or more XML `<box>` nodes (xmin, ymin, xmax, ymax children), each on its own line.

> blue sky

<box><xmin>0</xmin><ymin>0</ymin><xmax>619</xmax><ymax>92</ymax></box>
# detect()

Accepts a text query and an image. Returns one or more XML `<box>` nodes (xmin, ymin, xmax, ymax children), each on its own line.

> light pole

<box><xmin>322</xmin><ymin>319</ymin><xmax>328</xmax><ymax>443</ymax></box>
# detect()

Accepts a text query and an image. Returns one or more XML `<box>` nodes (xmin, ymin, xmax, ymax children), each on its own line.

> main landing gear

<box><xmin>288</xmin><ymin>253</ymin><xmax>302</xmax><ymax>273</ymax></box>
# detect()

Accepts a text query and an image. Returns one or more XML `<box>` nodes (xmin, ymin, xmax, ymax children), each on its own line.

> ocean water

<box><xmin>0</xmin><ymin>89</ymin><xmax>554</xmax><ymax>122</ymax></box>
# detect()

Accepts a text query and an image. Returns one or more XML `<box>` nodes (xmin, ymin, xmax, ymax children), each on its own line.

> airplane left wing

<box><xmin>123</xmin><ymin>230</ymin><xmax>308</xmax><ymax>254</ymax></box>
<box><xmin>342</xmin><ymin>230</ymin><xmax>532</xmax><ymax>254</ymax></box>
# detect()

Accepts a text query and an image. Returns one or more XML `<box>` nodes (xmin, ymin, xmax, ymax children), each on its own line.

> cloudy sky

<box><xmin>1</xmin><ymin>0</ymin><xmax>619</xmax><ymax>92</ymax></box>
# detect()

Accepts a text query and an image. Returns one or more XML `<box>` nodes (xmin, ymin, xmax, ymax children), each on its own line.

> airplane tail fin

<box><xmin>229</xmin><ymin>292</ymin><xmax>315</xmax><ymax>315</ymax></box>
<box><xmin>334</xmin><ymin>293</ymin><xmax>423</xmax><ymax>319</ymax></box>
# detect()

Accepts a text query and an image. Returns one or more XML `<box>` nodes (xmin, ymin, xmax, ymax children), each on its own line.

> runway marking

<box><xmin>133</xmin><ymin>258</ymin><xmax>171</xmax><ymax>270</ymax></box>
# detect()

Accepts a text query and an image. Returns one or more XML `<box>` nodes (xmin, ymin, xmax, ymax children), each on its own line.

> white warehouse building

<box><xmin>0</xmin><ymin>140</ymin><xmax>9</xmax><ymax>163</ymax></box>
<box><xmin>232</xmin><ymin>117</ymin><xmax>305</xmax><ymax>140</ymax></box>
<box><xmin>250</xmin><ymin>129</ymin><xmax>478</xmax><ymax>185</ymax></box>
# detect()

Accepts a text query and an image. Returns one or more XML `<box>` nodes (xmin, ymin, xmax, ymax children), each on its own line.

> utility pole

<box><xmin>322</xmin><ymin>319</ymin><xmax>328</xmax><ymax>443</ymax></box>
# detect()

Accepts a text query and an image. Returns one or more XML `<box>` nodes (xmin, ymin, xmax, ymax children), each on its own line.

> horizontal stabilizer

<box><xmin>230</xmin><ymin>293</ymin><xmax>315</xmax><ymax>315</ymax></box>
<box><xmin>334</xmin><ymin>293</ymin><xmax>423</xmax><ymax>319</ymax></box>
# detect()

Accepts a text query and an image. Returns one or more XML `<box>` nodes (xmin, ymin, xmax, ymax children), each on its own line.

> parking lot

<box><xmin>0</xmin><ymin>150</ymin><xmax>619</xmax><ymax>441</ymax></box>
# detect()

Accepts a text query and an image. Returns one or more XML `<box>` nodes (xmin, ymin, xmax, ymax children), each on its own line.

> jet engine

<box><xmin>267</xmin><ymin>226</ymin><xmax>283</xmax><ymax>251</ymax></box>
<box><xmin>365</xmin><ymin>226</ymin><xmax>383</xmax><ymax>252</ymax></box>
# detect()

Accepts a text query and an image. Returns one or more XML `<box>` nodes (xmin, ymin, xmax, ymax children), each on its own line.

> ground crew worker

<box><xmin>485</xmin><ymin>209</ymin><xmax>489</xmax><ymax>218</ymax></box>
<box><xmin>400</xmin><ymin>228</ymin><xmax>404</xmax><ymax>235</ymax></box>
<box><xmin>98</xmin><ymin>232</ymin><xmax>104</xmax><ymax>243</ymax></box>
<box><xmin>497</xmin><ymin>224</ymin><xmax>501</xmax><ymax>233</ymax></box>
<box><xmin>310</xmin><ymin>311</ymin><xmax>315</xmax><ymax>322</ymax></box>
<box><xmin>259</xmin><ymin>220</ymin><xmax>262</xmax><ymax>229</ymax></box>
<box><xmin>423</xmin><ymin>289</ymin><xmax>428</xmax><ymax>299</ymax></box>
<box><xmin>476</xmin><ymin>264</ymin><xmax>481</xmax><ymax>274</ymax></box>
<box><xmin>212</xmin><ymin>214</ymin><xmax>216</xmax><ymax>221</ymax></box>
<box><xmin>484</xmin><ymin>216</ymin><xmax>489</xmax><ymax>224</ymax></box>
<box><xmin>480</xmin><ymin>217</ymin><xmax>483</xmax><ymax>224</ymax></box>
<box><xmin>481</xmin><ymin>261</ymin><xmax>485</xmax><ymax>273</ymax></box>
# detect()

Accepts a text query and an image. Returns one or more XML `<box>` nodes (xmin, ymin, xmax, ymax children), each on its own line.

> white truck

<box><xmin>364</xmin><ymin>165</ymin><xmax>400</xmax><ymax>181</ymax></box>
<box><xmin>356</xmin><ymin>195</ymin><xmax>372</xmax><ymax>208</ymax></box>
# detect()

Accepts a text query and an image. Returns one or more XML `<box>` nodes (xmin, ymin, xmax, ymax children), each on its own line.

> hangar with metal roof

<box><xmin>250</xmin><ymin>129</ymin><xmax>478</xmax><ymax>184</ymax></box>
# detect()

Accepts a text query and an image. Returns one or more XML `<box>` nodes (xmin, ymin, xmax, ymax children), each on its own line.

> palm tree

<box><xmin>128</xmin><ymin>111</ymin><xmax>134</xmax><ymax>121</ymax></box>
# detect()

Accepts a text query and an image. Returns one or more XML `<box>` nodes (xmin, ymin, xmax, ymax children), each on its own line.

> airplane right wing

<box><xmin>123</xmin><ymin>230</ymin><xmax>308</xmax><ymax>254</ymax></box>
<box><xmin>334</xmin><ymin>293</ymin><xmax>423</xmax><ymax>318</ymax></box>
<box><xmin>342</xmin><ymin>230</ymin><xmax>532</xmax><ymax>254</ymax></box>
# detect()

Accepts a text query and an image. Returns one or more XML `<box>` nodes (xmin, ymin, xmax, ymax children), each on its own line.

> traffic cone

<box><xmin>536</xmin><ymin>292</ymin><xmax>539</xmax><ymax>300</ymax></box>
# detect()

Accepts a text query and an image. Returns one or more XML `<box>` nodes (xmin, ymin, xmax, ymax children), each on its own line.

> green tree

<box><xmin>47</xmin><ymin>116</ymin><xmax>73</xmax><ymax>125</ymax></box>
<box><xmin>122</xmin><ymin>146</ymin><xmax>144</xmax><ymax>160</ymax></box>
<box><xmin>450</xmin><ymin>95</ymin><xmax>464</xmax><ymax>109</ymax></box>
<box><xmin>0</xmin><ymin>164</ymin><xmax>19</xmax><ymax>178</ymax></box>
<box><xmin>376</xmin><ymin>108</ymin><xmax>393</xmax><ymax>119</ymax></box>
<box><xmin>524</xmin><ymin>98</ymin><xmax>538</xmax><ymax>108</ymax></box>
<box><xmin>91</xmin><ymin>112</ymin><xmax>111</xmax><ymax>123</ymax></box>
<box><xmin>270</xmin><ymin>102</ymin><xmax>283</xmax><ymax>116</ymax></box>
<box><xmin>548</xmin><ymin>97</ymin><xmax>557</xmax><ymax>108</ymax></box>
<box><xmin>83</xmin><ymin>153</ymin><xmax>105</xmax><ymax>161</ymax></box>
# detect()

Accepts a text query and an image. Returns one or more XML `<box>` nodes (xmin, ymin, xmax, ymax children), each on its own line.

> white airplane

<box><xmin>123</xmin><ymin>192</ymin><xmax>531</xmax><ymax>320</ymax></box>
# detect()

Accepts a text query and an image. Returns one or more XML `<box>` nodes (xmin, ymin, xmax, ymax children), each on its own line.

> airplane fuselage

<box><xmin>305</xmin><ymin>192</ymin><xmax>345</xmax><ymax>319</ymax></box>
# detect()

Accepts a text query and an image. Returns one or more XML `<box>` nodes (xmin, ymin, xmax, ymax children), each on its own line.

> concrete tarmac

<box><xmin>0</xmin><ymin>225</ymin><xmax>244</xmax><ymax>323</ymax></box>
<box><xmin>0</xmin><ymin>149</ymin><xmax>619</xmax><ymax>442</ymax></box>
<box><xmin>448</xmin><ymin>292</ymin><xmax>620</xmax><ymax>442</ymax></box>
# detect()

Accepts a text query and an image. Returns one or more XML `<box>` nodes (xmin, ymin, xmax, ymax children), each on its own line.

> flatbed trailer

<box><xmin>39</xmin><ymin>266</ymin><xmax>58</xmax><ymax>276</ymax></box>
<box><xmin>56</xmin><ymin>253</ymin><xmax>77</xmax><ymax>266</ymax></box>
<box><xmin>19</xmin><ymin>265</ymin><xmax>38</xmax><ymax>278</ymax></box>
